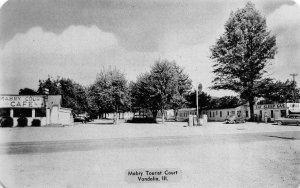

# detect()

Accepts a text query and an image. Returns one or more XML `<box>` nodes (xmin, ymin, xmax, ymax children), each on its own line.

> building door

<box><xmin>280</xmin><ymin>110</ymin><xmax>286</xmax><ymax>117</ymax></box>
<box><xmin>259</xmin><ymin>110</ymin><xmax>262</xmax><ymax>122</ymax></box>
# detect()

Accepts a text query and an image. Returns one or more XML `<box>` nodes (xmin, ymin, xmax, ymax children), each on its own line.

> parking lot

<box><xmin>0</xmin><ymin>120</ymin><xmax>299</xmax><ymax>188</ymax></box>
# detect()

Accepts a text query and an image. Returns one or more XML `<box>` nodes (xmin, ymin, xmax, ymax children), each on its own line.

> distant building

<box><xmin>0</xmin><ymin>95</ymin><xmax>73</xmax><ymax>126</ymax></box>
<box><xmin>177</xmin><ymin>108</ymin><xmax>197</xmax><ymax>121</ymax></box>
<box><xmin>201</xmin><ymin>105</ymin><xmax>250</xmax><ymax>122</ymax></box>
<box><xmin>200</xmin><ymin>103</ymin><xmax>300</xmax><ymax>122</ymax></box>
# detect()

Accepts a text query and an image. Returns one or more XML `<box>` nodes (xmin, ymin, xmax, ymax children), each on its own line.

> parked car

<box><xmin>275</xmin><ymin>114</ymin><xmax>300</xmax><ymax>126</ymax></box>
<box><xmin>225</xmin><ymin>115</ymin><xmax>245</xmax><ymax>124</ymax></box>
<box><xmin>74</xmin><ymin>116</ymin><xmax>87</xmax><ymax>123</ymax></box>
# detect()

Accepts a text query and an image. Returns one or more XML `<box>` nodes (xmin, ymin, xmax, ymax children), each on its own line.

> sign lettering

<box><xmin>255</xmin><ymin>103</ymin><xmax>286</xmax><ymax>110</ymax></box>
<box><xmin>0</xmin><ymin>95</ymin><xmax>45</xmax><ymax>108</ymax></box>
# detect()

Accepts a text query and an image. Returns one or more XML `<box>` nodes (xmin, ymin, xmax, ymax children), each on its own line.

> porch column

<box><xmin>10</xmin><ymin>109</ymin><xmax>13</xmax><ymax>117</ymax></box>
<box><xmin>32</xmin><ymin>109</ymin><xmax>36</xmax><ymax>118</ymax></box>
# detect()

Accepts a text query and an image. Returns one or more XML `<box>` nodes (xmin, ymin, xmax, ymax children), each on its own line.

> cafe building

<box><xmin>253</xmin><ymin>103</ymin><xmax>300</xmax><ymax>122</ymax></box>
<box><xmin>0</xmin><ymin>95</ymin><xmax>73</xmax><ymax>127</ymax></box>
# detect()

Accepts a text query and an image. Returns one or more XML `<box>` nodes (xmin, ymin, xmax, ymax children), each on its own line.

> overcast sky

<box><xmin>0</xmin><ymin>0</ymin><xmax>299</xmax><ymax>96</ymax></box>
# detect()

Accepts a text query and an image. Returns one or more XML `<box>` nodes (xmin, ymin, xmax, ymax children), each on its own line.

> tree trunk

<box><xmin>151</xmin><ymin>110</ymin><xmax>158</xmax><ymax>123</ymax></box>
<box><xmin>249</xmin><ymin>97</ymin><xmax>255</xmax><ymax>122</ymax></box>
<box><xmin>174</xmin><ymin>109</ymin><xmax>178</xmax><ymax>121</ymax></box>
<box><xmin>162</xmin><ymin>109</ymin><xmax>165</xmax><ymax>124</ymax></box>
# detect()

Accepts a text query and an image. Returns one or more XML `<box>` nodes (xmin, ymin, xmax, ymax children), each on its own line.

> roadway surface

<box><xmin>0</xmin><ymin>130</ymin><xmax>300</xmax><ymax>155</ymax></box>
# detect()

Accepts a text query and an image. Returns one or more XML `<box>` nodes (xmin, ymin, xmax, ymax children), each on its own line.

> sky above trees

<box><xmin>0</xmin><ymin>0</ymin><xmax>299</xmax><ymax>96</ymax></box>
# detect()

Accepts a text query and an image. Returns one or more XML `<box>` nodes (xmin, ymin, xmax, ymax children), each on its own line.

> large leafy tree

<box><xmin>130</xmin><ymin>74</ymin><xmax>160</xmax><ymax>119</ymax></box>
<box><xmin>130</xmin><ymin>60</ymin><xmax>192</xmax><ymax>123</ymax></box>
<box><xmin>210</xmin><ymin>2</ymin><xmax>277</xmax><ymax>120</ymax></box>
<box><xmin>88</xmin><ymin>67</ymin><xmax>129</xmax><ymax>118</ymax></box>
<box><xmin>169</xmin><ymin>64</ymin><xmax>192</xmax><ymax>119</ymax></box>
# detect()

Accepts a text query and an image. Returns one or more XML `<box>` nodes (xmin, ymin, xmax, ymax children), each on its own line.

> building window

<box><xmin>213</xmin><ymin>112</ymin><xmax>215</xmax><ymax>117</ymax></box>
<box><xmin>36</xmin><ymin>108</ymin><xmax>46</xmax><ymax>117</ymax></box>
<box><xmin>210</xmin><ymin>112</ymin><xmax>211</xmax><ymax>117</ymax></box>
<box><xmin>0</xmin><ymin>108</ymin><xmax>10</xmax><ymax>117</ymax></box>
<box><xmin>271</xmin><ymin>110</ymin><xmax>274</xmax><ymax>118</ymax></box>
<box><xmin>216</xmin><ymin>111</ymin><xmax>218</xmax><ymax>115</ymax></box>
<box><xmin>13</xmin><ymin>108</ymin><xmax>32</xmax><ymax>117</ymax></box>
<box><xmin>227</xmin><ymin>111</ymin><xmax>229</xmax><ymax>116</ymax></box>
<box><xmin>246</xmin><ymin>111</ymin><xmax>249</xmax><ymax>117</ymax></box>
<box><xmin>220</xmin><ymin>111</ymin><xmax>222</xmax><ymax>117</ymax></box>
<box><xmin>281</xmin><ymin>110</ymin><xmax>286</xmax><ymax>117</ymax></box>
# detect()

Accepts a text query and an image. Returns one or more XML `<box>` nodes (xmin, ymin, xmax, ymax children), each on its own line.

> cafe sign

<box><xmin>255</xmin><ymin>103</ymin><xmax>286</xmax><ymax>110</ymax></box>
<box><xmin>0</xmin><ymin>95</ymin><xmax>45</xmax><ymax>108</ymax></box>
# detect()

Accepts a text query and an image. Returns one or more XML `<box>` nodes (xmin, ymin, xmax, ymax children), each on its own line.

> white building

<box><xmin>199</xmin><ymin>103</ymin><xmax>300</xmax><ymax>122</ymax></box>
<box><xmin>0</xmin><ymin>95</ymin><xmax>73</xmax><ymax>127</ymax></box>
<box><xmin>201</xmin><ymin>105</ymin><xmax>250</xmax><ymax>122</ymax></box>
<box><xmin>177</xmin><ymin>108</ymin><xmax>197</xmax><ymax>121</ymax></box>
<box><xmin>253</xmin><ymin>103</ymin><xmax>300</xmax><ymax>122</ymax></box>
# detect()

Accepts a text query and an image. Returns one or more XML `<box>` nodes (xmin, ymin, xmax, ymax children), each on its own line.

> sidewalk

<box><xmin>0</xmin><ymin>120</ymin><xmax>299</xmax><ymax>144</ymax></box>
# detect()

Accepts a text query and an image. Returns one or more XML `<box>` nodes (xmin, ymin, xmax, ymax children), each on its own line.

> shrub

<box><xmin>1</xmin><ymin>116</ymin><xmax>13</xmax><ymax>127</ymax></box>
<box><xmin>31</xmin><ymin>119</ymin><xmax>41</xmax><ymax>127</ymax></box>
<box><xmin>17</xmin><ymin>117</ymin><xmax>28</xmax><ymax>127</ymax></box>
<box><xmin>126</xmin><ymin>117</ymin><xmax>157</xmax><ymax>123</ymax></box>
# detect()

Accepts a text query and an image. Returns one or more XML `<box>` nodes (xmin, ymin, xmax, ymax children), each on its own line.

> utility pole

<box><xmin>290</xmin><ymin>73</ymin><xmax>298</xmax><ymax>103</ymax></box>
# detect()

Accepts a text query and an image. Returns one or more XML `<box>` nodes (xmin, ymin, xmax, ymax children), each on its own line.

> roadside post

<box><xmin>43</xmin><ymin>88</ymin><xmax>49</xmax><ymax>126</ymax></box>
<box><xmin>196</xmin><ymin>83</ymin><xmax>202</xmax><ymax>126</ymax></box>
<box><xmin>188</xmin><ymin>115</ymin><xmax>193</xmax><ymax>126</ymax></box>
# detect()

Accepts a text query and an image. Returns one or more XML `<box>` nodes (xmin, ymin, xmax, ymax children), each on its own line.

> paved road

<box><xmin>1</xmin><ymin>130</ymin><xmax>299</xmax><ymax>155</ymax></box>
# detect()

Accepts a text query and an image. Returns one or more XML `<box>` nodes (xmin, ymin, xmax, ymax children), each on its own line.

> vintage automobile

<box><xmin>225</xmin><ymin>114</ymin><xmax>245</xmax><ymax>124</ymax></box>
<box><xmin>74</xmin><ymin>116</ymin><xmax>90</xmax><ymax>123</ymax></box>
<box><xmin>275</xmin><ymin>114</ymin><xmax>300</xmax><ymax>126</ymax></box>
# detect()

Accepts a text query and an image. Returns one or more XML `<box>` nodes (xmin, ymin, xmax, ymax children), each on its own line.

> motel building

<box><xmin>201</xmin><ymin>105</ymin><xmax>250</xmax><ymax>122</ymax></box>
<box><xmin>0</xmin><ymin>95</ymin><xmax>73</xmax><ymax>127</ymax></box>
<box><xmin>200</xmin><ymin>103</ymin><xmax>300</xmax><ymax>122</ymax></box>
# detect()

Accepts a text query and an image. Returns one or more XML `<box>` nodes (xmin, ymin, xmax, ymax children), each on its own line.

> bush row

<box><xmin>126</xmin><ymin>117</ymin><xmax>157</xmax><ymax>123</ymax></box>
<box><xmin>1</xmin><ymin>117</ymin><xmax>41</xmax><ymax>127</ymax></box>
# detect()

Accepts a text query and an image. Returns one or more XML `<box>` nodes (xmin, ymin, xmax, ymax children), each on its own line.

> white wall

<box><xmin>59</xmin><ymin>108</ymin><xmax>73</xmax><ymax>125</ymax></box>
<box><xmin>202</xmin><ymin>106</ymin><xmax>250</xmax><ymax>122</ymax></box>
<box><xmin>177</xmin><ymin>109</ymin><xmax>196</xmax><ymax>121</ymax></box>
<box><xmin>50</xmin><ymin>106</ymin><xmax>59</xmax><ymax>124</ymax></box>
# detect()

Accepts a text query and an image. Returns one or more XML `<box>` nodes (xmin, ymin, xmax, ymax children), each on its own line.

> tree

<box><xmin>257</xmin><ymin>79</ymin><xmax>300</xmax><ymax>103</ymax></box>
<box><xmin>130</xmin><ymin>60</ymin><xmax>192</xmax><ymax>123</ymax></box>
<box><xmin>186</xmin><ymin>91</ymin><xmax>212</xmax><ymax>112</ymax></box>
<box><xmin>37</xmin><ymin>77</ymin><xmax>60</xmax><ymax>95</ymax></box>
<box><xmin>169</xmin><ymin>64</ymin><xmax>193</xmax><ymax>120</ymax></box>
<box><xmin>217</xmin><ymin>96</ymin><xmax>242</xmax><ymax>109</ymax></box>
<box><xmin>19</xmin><ymin>88</ymin><xmax>38</xmax><ymax>95</ymax></box>
<box><xmin>59</xmin><ymin>78</ymin><xmax>88</xmax><ymax>115</ymax></box>
<box><xmin>210</xmin><ymin>2</ymin><xmax>277</xmax><ymax>121</ymax></box>
<box><xmin>38</xmin><ymin>77</ymin><xmax>88</xmax><ymax>115</ymax></box>
<box><xmin>88</xmin><ymin>67</ymin><xmax>129</xmax><ymax>118</ymax></box>
<box><xmin>186</xmin><ymin>92</ymin><xmax>241</xmax><ymax>111</ymax></box>
<box><xmin>130</xmin><ymin>74</ymin><xmax>160</xmax><ymax>119</ymax></box>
